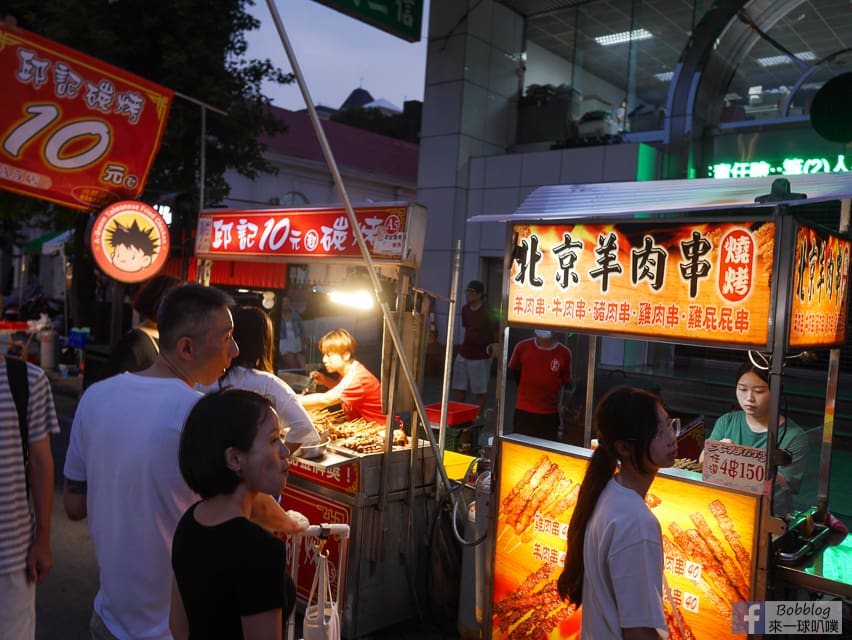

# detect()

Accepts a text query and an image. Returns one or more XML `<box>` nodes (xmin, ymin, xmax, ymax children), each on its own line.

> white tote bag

<box><xmin>302</xmin><ymin>553</ymin><xmax>340</xmax><ymax>640</ymax></box>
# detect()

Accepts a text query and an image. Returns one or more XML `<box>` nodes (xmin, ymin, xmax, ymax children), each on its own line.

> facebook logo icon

<box><xmin>733</xmin><ymin>601</ymin><xmax>765</xmax><ymax>634</ymax></box>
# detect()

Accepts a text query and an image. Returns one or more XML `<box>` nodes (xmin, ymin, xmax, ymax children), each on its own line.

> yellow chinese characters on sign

<box><xmin>508</xmin><ymin>222</ymin><xmax>776</xmax><ymax>346</ymax></box>
<box><xmin>493</xmin><ymin>440</ymin><xmax>759</xmax><ymax>639</ymax></box>
<box><xmin>789</xmin><ymin>224</ymin><xmax>850</xmax><ymax>348</ymax></box>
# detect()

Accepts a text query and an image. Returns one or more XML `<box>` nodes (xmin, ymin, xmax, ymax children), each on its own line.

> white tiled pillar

<box><xmin>416</xmin><ymin>0</ymin><xmax>524</xmax><ymax>339</ymax></box>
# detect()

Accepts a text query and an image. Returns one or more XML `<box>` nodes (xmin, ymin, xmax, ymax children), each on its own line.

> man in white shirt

<box><xmin>63</xmin><ymin>284</ymin><xmax>239</xmax><ymax>640</ymax></box>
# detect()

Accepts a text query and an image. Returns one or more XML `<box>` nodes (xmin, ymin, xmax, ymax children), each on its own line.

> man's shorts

<box><xmin>452</xmin><ymin>354</ymin><xmax>492</xmax><ymax>395</ymax></box>
<box><xmin>0</xmin><ymin>570</ymin><xmax>35</xmax><ymax>639</ymax></box>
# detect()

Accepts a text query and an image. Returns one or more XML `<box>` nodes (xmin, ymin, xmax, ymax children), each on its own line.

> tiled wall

<box><xmin>416</xmin><ymin>1</ymin><xmax>658</xmax><ymax>345</ymax></box>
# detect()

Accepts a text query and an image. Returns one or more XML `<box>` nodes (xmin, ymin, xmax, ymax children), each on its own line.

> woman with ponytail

<box><xmin>557</xmin><ymin>386</ymin><xmax>678</xmax><ymax>639</ymax></box>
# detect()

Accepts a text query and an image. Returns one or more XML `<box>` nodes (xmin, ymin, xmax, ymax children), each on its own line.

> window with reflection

<box><xmin>519</xmin><ymin>0</ymin><xmax>701</xmax><ymax>146</ymax></box>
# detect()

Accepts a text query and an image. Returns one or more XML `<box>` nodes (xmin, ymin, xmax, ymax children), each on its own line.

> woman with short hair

<box><xmin>170</xmin><ymin>389</ymin><xmax>297</xmax><ymax>640</ymax></box>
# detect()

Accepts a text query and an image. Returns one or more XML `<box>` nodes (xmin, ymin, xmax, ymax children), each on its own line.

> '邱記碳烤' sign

<box><xmin>508</xmin><ymin>221</ymin><xmax>776</xmax><ymax>346</ymax></box>
<box><xmin>195</xmin><ymin>205</ymin><xmax>408</xmax><ymax>262</ymax></box>
<box><xmin>0</xmin><ymin>23</ymin><xmax>173</xmax><ymax>211</ymax></box>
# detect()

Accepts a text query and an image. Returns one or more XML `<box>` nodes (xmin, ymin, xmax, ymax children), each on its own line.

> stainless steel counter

<box><xmin>775</xmin><ymin>530</ymin><xmax>852</xmax><ymax>600</ymax></box>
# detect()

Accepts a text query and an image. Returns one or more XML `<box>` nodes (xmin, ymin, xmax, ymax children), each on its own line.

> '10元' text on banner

<box><xmin>0</xmin><ymin>23</ymin><xmax>173</xmax><ymax>211</ymax></box>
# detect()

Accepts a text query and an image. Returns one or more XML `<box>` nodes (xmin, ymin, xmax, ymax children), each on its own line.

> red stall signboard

<box><xmin>195</xmin><ymin>205</ymin><xmax>408</xmax><ymax>262</ymax></box>
<box><xmin>0</xmin><ymin>23</ymin><xmax>173</xmax><ymax>211</ymax></box>
<box><xmin>508</xmin><ymin>221</ymin><xmax>776</xmax><ymax>346</ymax></box>
<box><xmin>288</xmin><ymin>458</ymin><xmax>361</xmax><ymax>494</ymax></box>
<box><xmin>789</xmin><ymin>224</ymin><xmax>850</xmax><ymax>348</ymax></box>
<box><xmin>283</xmin><ymin>485</ymin><xmax>350</xmax><ymax>603</ymax></box>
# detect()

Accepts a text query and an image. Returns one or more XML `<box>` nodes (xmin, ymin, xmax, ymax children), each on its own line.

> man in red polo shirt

<box><xmin>508</xmin><ymin>330</ymin><xmax>573</xmax><ymax>441</ymax></box>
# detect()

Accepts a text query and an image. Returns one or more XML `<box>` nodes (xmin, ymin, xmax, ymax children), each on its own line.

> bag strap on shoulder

<box><xmin>5</xmin><ymin>356</ymin><xmax>31</xmax><ymax>495</ymax></box>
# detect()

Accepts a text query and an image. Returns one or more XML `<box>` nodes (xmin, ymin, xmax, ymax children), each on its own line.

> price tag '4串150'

<box><xmin>702</xmin><ymin>439</ymin><xmax>771</xmax><ymax>495</ymax></box>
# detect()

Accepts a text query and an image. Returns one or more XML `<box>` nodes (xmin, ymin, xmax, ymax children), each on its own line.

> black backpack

<box><xmin>5</xmin><ymin>356</ymin><xmax>31</xmax><ymax>495</ymax></box>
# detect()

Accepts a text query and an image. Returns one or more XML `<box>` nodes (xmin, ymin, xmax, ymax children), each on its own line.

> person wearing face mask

<box><xmin>508</xmin><ymin>329</ymin><xmax>573</xmax><ymax>441</ymax></box>
<box><xmin>701</xmin><ymin>361</ymin><xmax>809</xmax><ymax>516</ymax></box>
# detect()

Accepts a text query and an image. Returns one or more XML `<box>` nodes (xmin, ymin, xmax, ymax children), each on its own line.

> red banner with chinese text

<box><xmin>508</xmin><ymin>221</ymin><xmax>776</xmax><ymax>346</ymax></box>
<box><xmin>194</xmin><ymin>205</ymin><xmax>408</xmax><ymax>261</ymax></box>
<box><xmin>789</xmin><ymin>224</ymin><xmax>850</xmax><ymax>348</ymax></box>
<box><xmin>0</xmin><ymin>23</ymin><xmax>173</xmax><ymax>211</ymax></box>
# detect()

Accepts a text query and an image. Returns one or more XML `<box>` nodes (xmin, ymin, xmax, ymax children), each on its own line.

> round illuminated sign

<box><xmin>90</xmin><ymin>200</ymin><xmax>170</xmax><ymax>283</ymax></box>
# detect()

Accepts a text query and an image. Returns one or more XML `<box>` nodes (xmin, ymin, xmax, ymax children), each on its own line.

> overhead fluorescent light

<box><xmin>756</xmin><ymin>51</ymin><xmax>816</xmax><ymax>67</ymax></box>
<box><xmin>655</xmin><ymin>71</ymin><xmax>673</xmax><ymax>82</ymax></box>
<box><xmin>595</xmin><ymin>28</ymin><xmax>653</xmax><ymax>46</ymax></box>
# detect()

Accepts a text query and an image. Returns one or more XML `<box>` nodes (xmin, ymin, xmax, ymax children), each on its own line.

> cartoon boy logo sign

<box><xmin>91</xmin><ymin>200</ymin><xmax>170</xmax><ymax>283</ymax></box>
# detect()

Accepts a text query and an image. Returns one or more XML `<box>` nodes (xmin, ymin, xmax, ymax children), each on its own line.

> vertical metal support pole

<box><xmin>440</xmin><ymin>241</ymin><xmax>462</xmax><ymax>453</ymax></box>
<box><xmin>199</xmin><ymin>105</ymin><xmax>206</xmax><ymax>209</ymax></box>
<box><xmin>817</xmin><ymin>197</ymin><xmax>850</xmax><ymax>516</ymax></box>
<box><xmin>583</xmin><ymin>335</ymin><xmax>598</xmax><ymax>447</ymax></box>
<box><xmin>265</xmin><ymin>0</ymin><xmax>452</xmax><ymax>494</ymax></box>
<box><xmin>756</xmin><ymin>211</ymin><xmax>797</xmax><ymax>601</ymax></box>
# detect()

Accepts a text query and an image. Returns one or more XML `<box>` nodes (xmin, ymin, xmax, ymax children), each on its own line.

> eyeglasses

<box><xmin>655</xmin><ymin>417</ymin><xmax>681</xmax><ymax>439</ymax></box>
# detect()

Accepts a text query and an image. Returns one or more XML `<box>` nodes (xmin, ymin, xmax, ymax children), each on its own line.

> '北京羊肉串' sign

<box><xmin>508</xmin><ymin>221</ymin><xmax>776</xmax><ymax>346</ymax></box>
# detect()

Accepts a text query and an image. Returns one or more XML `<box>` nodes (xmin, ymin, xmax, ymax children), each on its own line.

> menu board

<box><xmin>788</xmin><ymin>223</ymin><xmax>850</xmax><ymax>348</ymax></box>
<box><xmin>493</xmin><ymin>440</ymin><xmax>760</xmax><ymax>639</ymax></box>
<box><xmin>508</xmin><ymin>221</ymin><xmax>776</xmax><ymax>347</ymax></box>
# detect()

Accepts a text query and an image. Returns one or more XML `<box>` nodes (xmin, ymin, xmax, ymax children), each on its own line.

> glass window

<box><xmin>520</xmin><ymin>1</ymin><xmax>702</xmax><ymax>145</ymax></box>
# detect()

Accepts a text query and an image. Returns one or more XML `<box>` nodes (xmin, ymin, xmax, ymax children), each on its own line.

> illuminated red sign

<box><xmin>789</xmin><ymin>224</ymin><xmax>850</xmax><ymax>347</ymax></box>
<box><xmin>0</xmin><ymin>23</ymin><xmax>173</xmax><ymax>211</ymax></box>
<box><xmin>194</xmin><ymin>205</ymin><xmax>408</xmax><ymax>261</ymax></box>
<box><xmin>508</xmin><ymin>221</ymin><xmax>776</xmax><ymax>346</ymax></box>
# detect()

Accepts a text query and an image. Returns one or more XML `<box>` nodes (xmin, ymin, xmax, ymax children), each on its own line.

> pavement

<box><xmin>35</xmin><ymin>369</ymin><xmax>469</xmax><ymax>640</ymax></box>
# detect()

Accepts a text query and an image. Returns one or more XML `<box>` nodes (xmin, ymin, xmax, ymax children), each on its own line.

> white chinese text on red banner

<box><xmin>194</xmin><ymin>204</ymin><xmax>422</xmax><ymax>265</ymax></box>
<box><xmin>0</xmin><ymin>23</ymin><xmax>173</xmax><ymax>211</ymax></box>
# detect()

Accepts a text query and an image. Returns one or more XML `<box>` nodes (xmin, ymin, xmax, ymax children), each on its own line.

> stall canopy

<box><xmin>23</xmin><ymin>229</ymin><xmax>73</xmax><ymax>255</ymax></box>
<box><xmin>470</xmin><ymin>173</ymin><xmax>852</xmax><ymax>222</ymax></box>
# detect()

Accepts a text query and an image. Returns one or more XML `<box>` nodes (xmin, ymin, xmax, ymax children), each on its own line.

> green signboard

<box><xmin>314</xmin><ymin>0</ymin><xmax>423</xmax><ymax>43</ymax></box>
<box><xmin>707</xmin><ymin>153</ymin><xmax>850</xmax><ymax>179</ymax></box>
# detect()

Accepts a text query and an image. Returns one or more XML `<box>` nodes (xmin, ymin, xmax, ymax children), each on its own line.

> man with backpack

<box><xmin>0</xmin><ymin>354</ymin><xmax>60</xmax><ymax>639</ymax></box>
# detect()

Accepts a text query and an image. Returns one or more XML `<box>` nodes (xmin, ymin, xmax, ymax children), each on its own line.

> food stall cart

<box><xmin>194</xmin><ymin>201</ymin><xmax>447</xmax><ymax>637</ymax></box>
<box><xmin>469</xmin><ymin>173</ymin><xmax>852</xmax><ymax>638</ymax></box>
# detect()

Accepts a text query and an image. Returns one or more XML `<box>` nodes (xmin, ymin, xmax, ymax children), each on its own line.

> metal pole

<box><xmin>440</xmin><ymin>241</ymin><xmax>462</xmax><ymax>452</ymax></box>
<box><xmin>818</xmin><ymin>197</ymin><xmax>850</xmax><ymax>516</ymax></box>
<box><xmin>265</xmin><ymin>0</ymin><xmax>453</xmax><ymax>493</ymax></box>
<box><xmin>583</xmin><ymin>335</ymin><xmax>598</xmax><ymax>447</ymax></box>
<box><xmin>199</xmin><ymin>105</ymin><xmax>207</xmax><ymax>209</ymax></box>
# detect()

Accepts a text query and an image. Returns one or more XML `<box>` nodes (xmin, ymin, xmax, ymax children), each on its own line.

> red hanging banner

<box><xmin>0</xmin><ymin>23</ymin><xmax>173</xmax><ymax>211</ymax></box>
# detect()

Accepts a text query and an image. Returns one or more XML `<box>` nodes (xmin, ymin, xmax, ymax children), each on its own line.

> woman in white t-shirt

<box><xmin>557</xmin><ymin>386</ymin><xmax>678</xmax><ymax>639</ymax></box>
<box><xmin>198</xmin><ymin>305</ymin><xmax>319</xmax><ymax>453</ymax></box>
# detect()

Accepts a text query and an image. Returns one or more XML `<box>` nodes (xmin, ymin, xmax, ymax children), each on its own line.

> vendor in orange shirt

<box><xmin>299</xmin><ymin>328</ymin><xmax>387</xmax><ymax>425</ymax></box>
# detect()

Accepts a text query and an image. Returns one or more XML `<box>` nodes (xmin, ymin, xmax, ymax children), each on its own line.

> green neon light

<box><xmin>707</xmin><ymin>154</ymin><xmax>850</xmax><ymax>179</ymax></box>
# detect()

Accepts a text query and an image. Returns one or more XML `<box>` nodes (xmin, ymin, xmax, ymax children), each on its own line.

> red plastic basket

<box><xmin>425</xmin><ymin>401</ymin><xmax>480</xmax><ymax>426</ymax></box>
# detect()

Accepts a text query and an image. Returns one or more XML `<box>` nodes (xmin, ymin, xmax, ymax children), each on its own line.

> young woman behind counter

<box><xmin>702</xmin><ymin>361</ymin><xmax>809</xmax><ymax>516</ymax></box>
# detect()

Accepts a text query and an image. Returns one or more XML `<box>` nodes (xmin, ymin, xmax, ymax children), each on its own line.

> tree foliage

<box><xmin>2</xmin><ymin>0</ymin><xmax>293</xmax><ymax>209</ymax></box>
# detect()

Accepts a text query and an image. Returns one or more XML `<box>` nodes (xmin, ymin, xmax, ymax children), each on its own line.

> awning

<box><xmin>23</xmin><ymin>229</ymin><xmax>73</xmax><ymax>255</ymax></box>
<box><xmin>470</xmin><ymin>173</ymin><xmax>852</xmax><ymax>222</ymax></box>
